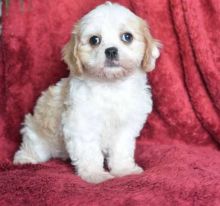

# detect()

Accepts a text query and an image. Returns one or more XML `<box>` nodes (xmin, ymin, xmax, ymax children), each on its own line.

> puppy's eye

<box><xmin>121</xmin><ymin>32</ymin><xmax>133</xmax><ymax>43</ymax></box>
<box><xmin>89</xmin><ymin>36</ymin><xmax>101</xmax><ymax>46</ymax></box>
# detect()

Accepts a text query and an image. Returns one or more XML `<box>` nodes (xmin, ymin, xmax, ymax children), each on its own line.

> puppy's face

<box><xmin>63</xmin><ymin>2</ymin><xmax>160</xmax><ymax>80</ymax></box>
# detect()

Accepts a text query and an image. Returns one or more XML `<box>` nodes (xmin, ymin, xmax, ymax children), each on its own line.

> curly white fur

<box><xmin>14</xmin><ymin>2</ymin><xmax>160</xmax><ymax>184</ymax></box>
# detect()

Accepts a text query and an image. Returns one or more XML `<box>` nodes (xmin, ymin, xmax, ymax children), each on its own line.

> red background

<box><xmin>1</xmin><ymin>0</ymin><xmax>220</xmax><ymax>205</ymax></box>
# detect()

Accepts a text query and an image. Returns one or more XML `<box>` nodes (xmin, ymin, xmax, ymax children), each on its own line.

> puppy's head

<box><xmin>63</xmin><ymin>2</ymin><xmax>160</xmax><ymax>80</ymax></box>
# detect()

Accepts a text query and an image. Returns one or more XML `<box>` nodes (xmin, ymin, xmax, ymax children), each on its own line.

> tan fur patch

<box><xmin>62</xmin><ymin>25</ymin><xmax>83</xmax><ymax>75</ymax></box>
<box><xmin>139</xmin><ymin>19</ymin><xmax>160</xmax><ymax>72</ymax></box>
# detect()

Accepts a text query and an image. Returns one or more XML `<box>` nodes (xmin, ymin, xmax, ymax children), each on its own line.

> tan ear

<box><xmin>141</xmin><ymin>20</ymin><xmax>161</xmax><ymax>72</ymax></box>
<box><xmin>62</xmin><ymin>27</ymin><xmax>83</xmax><ymax>75</ymax></box>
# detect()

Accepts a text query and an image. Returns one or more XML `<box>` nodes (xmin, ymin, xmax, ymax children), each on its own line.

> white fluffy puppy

<box><xmin>14</xmin><ymin>2</ymin><xmax>160</xmax><ymax>183</ymax></box>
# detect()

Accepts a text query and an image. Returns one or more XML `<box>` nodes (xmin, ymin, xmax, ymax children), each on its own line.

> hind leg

<box><xmin>14</xmin><ymin>125</ymin><xmax>52</xmax><ymax>164</ymax></box>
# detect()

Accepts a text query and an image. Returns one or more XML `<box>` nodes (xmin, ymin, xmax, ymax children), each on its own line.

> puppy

<box><xmin>14</xmin><ymin>2</ymin><xmax>160</xmax><ymax>183</ymax></box>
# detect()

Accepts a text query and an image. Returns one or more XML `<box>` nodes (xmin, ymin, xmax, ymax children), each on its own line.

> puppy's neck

<box><xmin>69</xmin><ymin>68</ymin><xmax>146</xmax><ymax>84</ymax></box>
<box><xmin>69</xmin><ymin>69</ymin><xmax>147</xmax><ymax>90</ymax></box>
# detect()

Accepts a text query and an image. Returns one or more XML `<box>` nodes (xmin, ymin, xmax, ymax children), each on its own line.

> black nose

<box><xmin>105</xmin><ymin>47</ymin><xmax>118</xmax><ymax>60</ymax></box>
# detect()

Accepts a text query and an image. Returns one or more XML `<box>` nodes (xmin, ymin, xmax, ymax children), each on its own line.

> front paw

<box><xmin>80</xmin><ymin>171</ymin><xmax>114</xmax><ymax>184</ymax></box>
<box><xmin>110</xmin><ymin>165</ymin><xmax>143</xmax><ymax>177</ymax></box>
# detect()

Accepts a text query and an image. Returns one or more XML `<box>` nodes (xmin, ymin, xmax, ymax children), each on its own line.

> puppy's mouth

<box><xmin>104</xmin><ymin>59</ymin><xmax>120</xmax><ymax>68</ymax></box>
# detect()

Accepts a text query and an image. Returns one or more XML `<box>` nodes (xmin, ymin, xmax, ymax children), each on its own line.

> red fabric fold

<box><xmin>1</xmin><ymin>0</ymin><xmax>220</xmax><ymax>205</ymax></box>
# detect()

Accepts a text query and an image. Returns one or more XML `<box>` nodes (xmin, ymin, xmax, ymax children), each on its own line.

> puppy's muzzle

<box><xmin>105</xmin><ymin>47</ymin><xmax>118</xmax><ymax>60</ymax></box>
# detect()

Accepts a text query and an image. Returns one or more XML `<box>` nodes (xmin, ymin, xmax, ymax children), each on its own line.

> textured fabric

<box><xmin>1</xmin><ymin>0</ymin><xmax>220</xmax><ymax>205</ymax></box>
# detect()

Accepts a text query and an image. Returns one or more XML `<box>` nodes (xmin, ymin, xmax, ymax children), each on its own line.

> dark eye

<box><xmin>89</xmin><ymin>36</ymin><xmax>101</xmax><ymax>46</ymax></box>
<box><xmin>121</xmin><ymin>32</ymin><xmax>133</xmax><ymax>43</ymax></box>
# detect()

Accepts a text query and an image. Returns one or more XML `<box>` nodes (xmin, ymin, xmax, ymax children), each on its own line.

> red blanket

<box><xmin>1</xmin><ymin>0</ymin><xmax>220</xmax><ymax>205</ymax></box>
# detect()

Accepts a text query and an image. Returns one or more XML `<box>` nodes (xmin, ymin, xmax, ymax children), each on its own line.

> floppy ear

<box><xmin>62</xmin><ymin>26</ymin><xmax>83</xmax><ymax>75</ymax></box>
<box><xmin>141</xmin><ymin>20</ymin><xmax>161</xmax><ymax>72</ymax></box>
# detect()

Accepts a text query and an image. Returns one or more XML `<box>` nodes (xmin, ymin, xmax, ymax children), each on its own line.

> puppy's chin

<box><xmin>85</xmin><ymin>66</ymin><xmax>134</xmax><ymax>81</ymax></box>
<box><xmin>104</xmin><ymin>59</ymin><xmax>120</xmax><ymax>68</ymax></box>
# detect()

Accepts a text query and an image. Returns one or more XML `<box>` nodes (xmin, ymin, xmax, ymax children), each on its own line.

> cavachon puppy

<box><xmin>14</xmin><ymin>2</ymin><xmax>160</xmax><ymax>183</ymax></box>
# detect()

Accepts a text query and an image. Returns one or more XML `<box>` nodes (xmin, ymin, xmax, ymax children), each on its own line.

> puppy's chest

<box><xmin>71</xmin><ymin>79</ymin><xmax>148</xmax><ymax>125</ymax></box>
<box><xmin>94</xmin><ymin>86</ymin><xmax>134</xmax><ymax>122</ymax></box>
